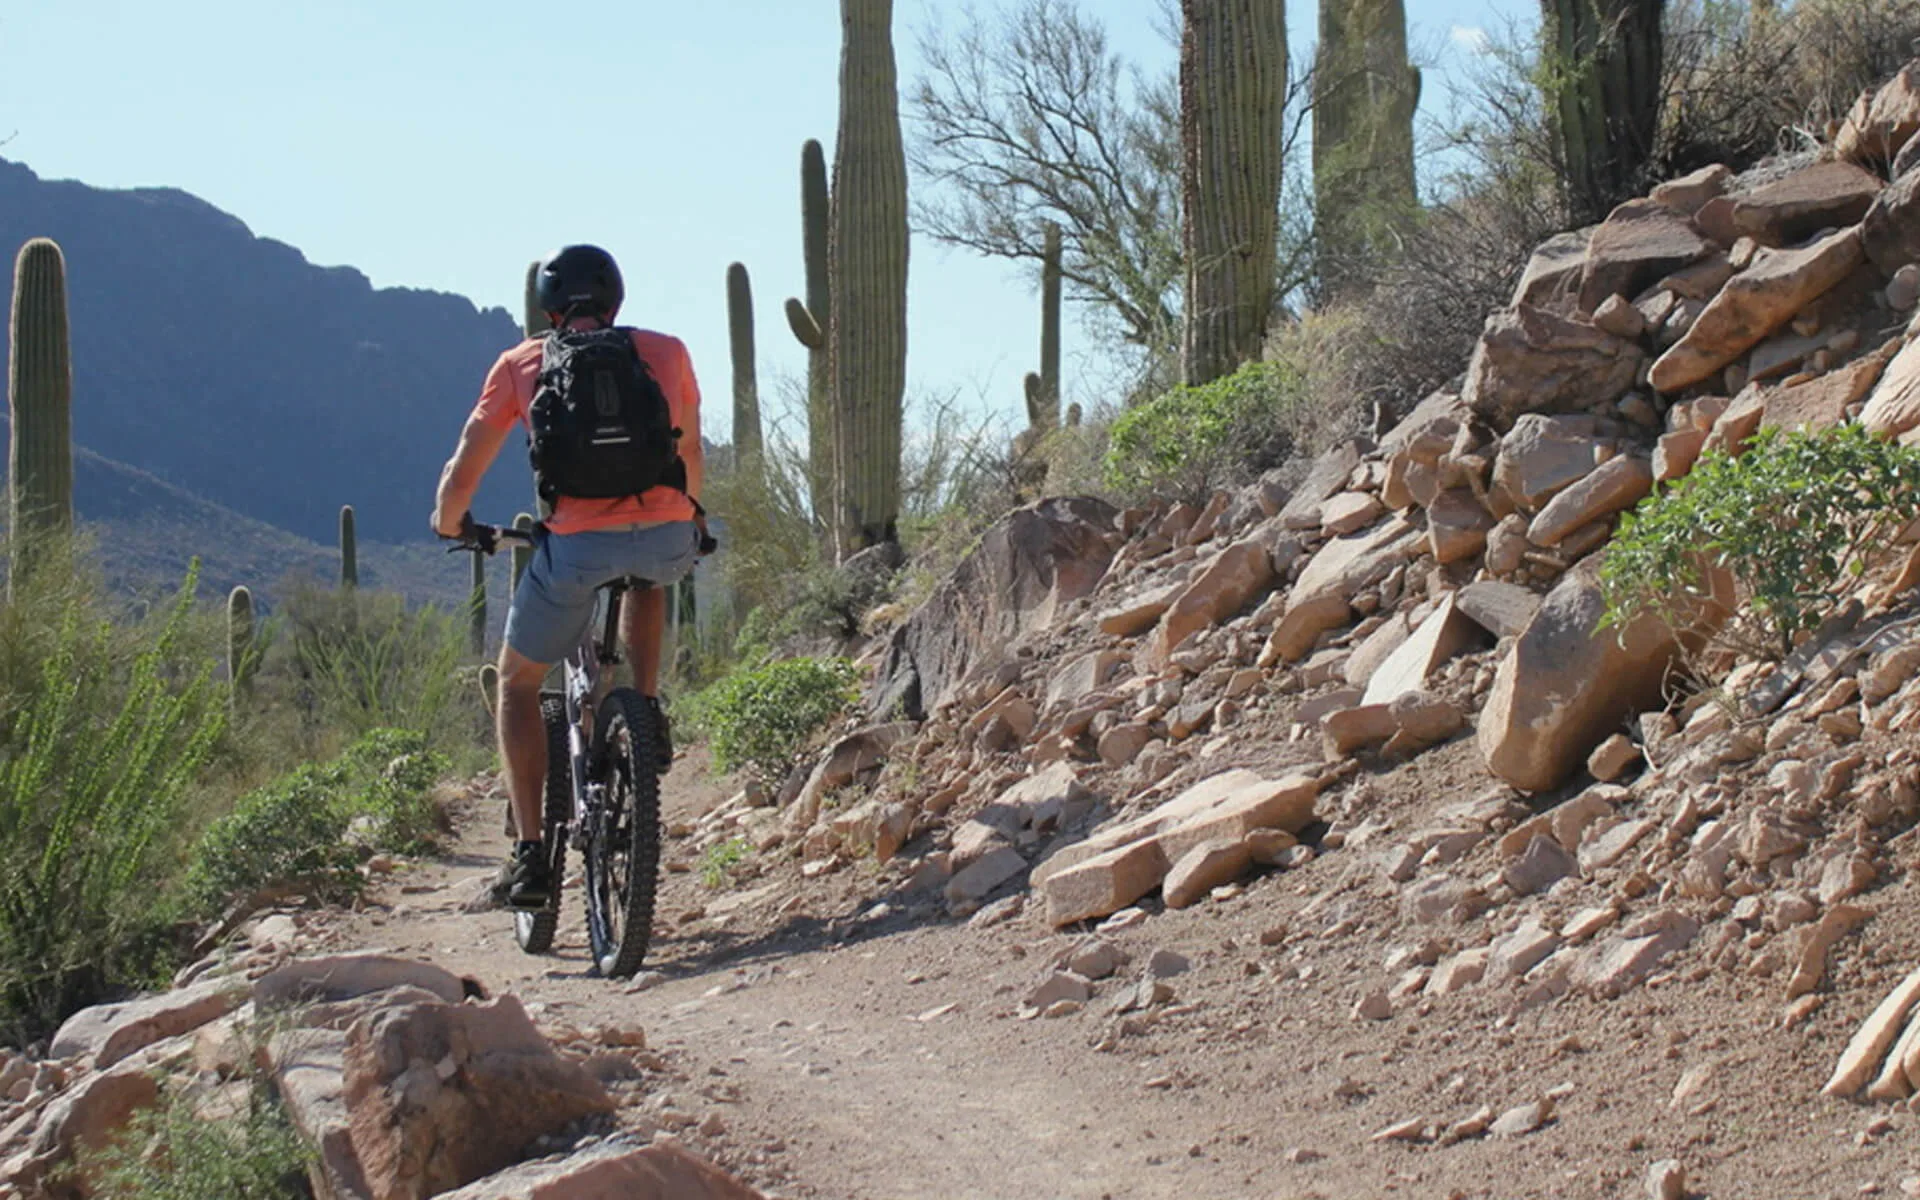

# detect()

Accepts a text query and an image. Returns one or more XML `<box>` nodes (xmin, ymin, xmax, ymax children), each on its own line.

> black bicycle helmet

<box><xmin>535</xmin><ymin>244</ymin><xmax>624</xmax><ymax>321</ymax></box>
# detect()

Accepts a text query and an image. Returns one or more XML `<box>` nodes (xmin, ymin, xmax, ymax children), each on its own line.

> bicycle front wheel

<box><xmin>583</xmin><ymin>688</ymin><xmax>662</xmax><ymax>978</ymax></box>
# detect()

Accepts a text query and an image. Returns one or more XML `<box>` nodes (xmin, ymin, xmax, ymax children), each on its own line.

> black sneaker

<box><xmin>639</xmin><ymin>695</ymin><xmax>673</xmax><ymax>774</ymax></box>
<box><xmin>491</xmin><ymin>842</ymin><xmax>551</xmax><ymax>910</ymax></box>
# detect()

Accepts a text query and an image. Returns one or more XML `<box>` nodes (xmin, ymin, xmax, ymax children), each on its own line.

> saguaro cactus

<box><xmin>784</xmin><ymin>139</ymin><xmax>834</xmax><ymax>520</ymax></box>
<box><xmin>227</xmin><ymin>585</ymin><xmax>255</xmax><ymax>698</ymax></box>
<box><xmin>828</xmin><ymin>0</ymin><xmax>910</xmax><ymax>555</ymax></box>
<box><xmin>1540</xmin><ymin>0</ymin><xmax>1666</xmax><ymax>225</ymax></box>
<box><xmin>523</xmin><ymin>260</ymin><xmax>553</xmax><ymax>339</ymax></box>
<box><xmin>1179</xmin><ymin>0</ymin><xmax>1289</xmax><ymax>387</ymax></box>
<box><xmin>469</xmin><ymin>550</ymin><xmax>487</xmax><ymax>657</ymax></box>
<box><xmin>339</xmin><ymin>504</ymin><xmax>358</xmax><ymax>589</ymax></box>
<box><xmin>727</xmin><ymin>263</ymin><xmax>763</xmax><ymax>466</ymax></box>
<box><xmin>510</xmin><ymin>512</ymin><xmax>535</xmax><ymax>590</ymax></box>
<box><xmin>1024</xmin><ymin>223</ymin><xmax>1064</xmax><ymax>433</ymax></box>
<box><xmin>1313</xmin><ymin>0</ymin><xmax>1420</xmax><ymax>299</ymax></box>
<box><xmin>8</xmin><ymin>238</ymin><xmax>74</xmax><ymax>579</ymax></box>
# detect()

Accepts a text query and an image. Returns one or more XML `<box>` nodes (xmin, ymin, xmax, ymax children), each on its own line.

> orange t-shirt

<box><xmin>472</xmin><ymin>328</ymin><xmax>704</xmax><ymax>535</ymax></box>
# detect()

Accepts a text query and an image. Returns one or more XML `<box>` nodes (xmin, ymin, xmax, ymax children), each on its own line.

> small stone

<box><xmin>1352</xmin><ymin>990</ymin><xmax>1393</xmax><ymax>1021</ymax></box>
<box><xmin>1025</xmin><ymin>971</ymin><xmax>1092</xmax><ymax>1011</ymax></box>
<box><xmin>1647</xmin><ymin>1158</ymin><xmax>1685</xmax><ymax>1200</ymax></box>
<box><xmin>1490</xmin><ymin>1098</ymin><xmax>1554</xmax><ymax>1138</ymax></box>
<box><xmin>1891</xmin><ymin>264</ymin><xmax>1920</xmax><ymax>312</ymax></box>
<box><xmin>1369</xmin><ymin>1117</ymin><xmax>1429</xmax><ymax>1143</ymax></box>
<box><xmin>1147</xmin><ymin>949</ymin><xmax>1190</xmax><ymax>979</ymax></box>
<box><xmin>1588</xmin><ymin>734</ymin><xmax>1641</xmax><ymax>782</ymax></box>
<box><xmin>1284</xmin><ymin>1146</ymin><xmax>1324</xmax><ymax>1164</ymax></box>
<box><xmin>1067</xmin><ymin>940</ymin><xmax>1125</xmax><ymax>981</ymax></box>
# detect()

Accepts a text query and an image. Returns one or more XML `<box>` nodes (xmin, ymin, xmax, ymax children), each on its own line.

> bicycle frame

<box><xmin>559</xmin><ymin>581</ymin><xmax>633</xmax><ymax>834</ymax></box>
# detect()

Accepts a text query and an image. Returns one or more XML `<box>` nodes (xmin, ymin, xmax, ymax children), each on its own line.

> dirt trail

<box><xmin>310</xmin><ymin>763</ymin><xmax>1281</xmax><ymax>1200</ymax></box>
<box><xmin>306</xmin><ymin>750</ymin><xmax>1919</xmax><ymax>1200</ymax></box>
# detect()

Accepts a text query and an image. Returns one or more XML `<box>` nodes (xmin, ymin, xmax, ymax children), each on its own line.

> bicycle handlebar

<box><xmin>441</xmin><ymin>513</ymin><xmax>717</xmax><ymax>557</ymax></box>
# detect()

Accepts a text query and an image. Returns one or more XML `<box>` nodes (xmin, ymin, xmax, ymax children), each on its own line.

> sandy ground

<box><xmin>305</xmin><ymin>744</ymin><xmax>1920</xmax><ymax>1200</ymax></box>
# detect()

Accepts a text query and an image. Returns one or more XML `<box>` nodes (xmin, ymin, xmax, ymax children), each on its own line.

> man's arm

<box><xmin>433</xmin><ymin>414</ymin><xmax>510</xmax><ymax>537</ymax></box>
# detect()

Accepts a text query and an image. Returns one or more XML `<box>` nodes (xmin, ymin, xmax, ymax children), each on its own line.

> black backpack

<box><xmin>526</xmin><ymin>327</ymin><xmax>683</xmax><ymax>503</ymax></box>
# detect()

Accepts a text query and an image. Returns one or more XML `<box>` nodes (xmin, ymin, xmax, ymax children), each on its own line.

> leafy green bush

<box><xmin>182</xmin><ymin>728</ymin><xmax>447</xmax><ymax>916</ymax></box>
<box><xmin>1601</xmin><ymin>425</ymin><xmax>1920</xmax><ymax>662</ymax></box>
<box><xmin>1103</xmin><ymin>360</ymin><xmax>1309</xmax><ymax>501</ymax></box>
<box><xmin>84</xmin><ymin>1087</ymin><xmax>310</xmax><ymax>1200</ymax></box>
<box><xmin>699</xmin><ymin>838</ymin><xmax>750</xmax><ymax>889</ymax></box>
<box><xmin>688</xmin><ymin>657</ymin><xmax>859</xmax><ymax>784</ymax></box>
<box><xmin>0</xmin><ymin>567</ymin><xmax>226</xmax><ymax>1045</ymax></box>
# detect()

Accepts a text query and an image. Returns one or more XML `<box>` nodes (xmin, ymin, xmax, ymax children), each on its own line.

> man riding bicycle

<box><xmin>432</xmin><ymin>244</ymin><xmax>705</xmax><ymax>910</ymax></box>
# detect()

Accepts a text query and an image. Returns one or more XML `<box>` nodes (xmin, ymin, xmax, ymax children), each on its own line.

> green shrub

<box><xmin>1601</xmin><ymin>425</ymin><xmax>1920</xmax><ymax>663</ymax></box>
<box><xmin>0</xmin><ymin>566</ymin><xmax>226</xmax><ymax>1045</ymax></box>
<box><xmin>84</xmin><ymin>1087</ymin><xmax>310</xmax><ymax>1200</ymax></box>
<box><xmin>699</xmin><ymin>838</ymin><xmax>750</xmax><ymax>889</ymax></box>
<box><xmin>1103</xmin><ymin>360</ymin><xmax>1309</xmax><ymax>501</ymax></box>
<box><xmin>182</xmin><ymin>728</ymin><xmax>447</xmax><ymax>917</ymax></box>
<box><xmin>689</xmin><ymin>657</ymin><xmax>859</xmax><ymax>784</ymax></box>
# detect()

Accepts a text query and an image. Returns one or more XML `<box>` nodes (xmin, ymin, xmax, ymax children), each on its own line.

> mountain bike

<box><xmin>451</xmin><ymin>517</ymin><xmax>695</xmax><ymax>978</ymax></box>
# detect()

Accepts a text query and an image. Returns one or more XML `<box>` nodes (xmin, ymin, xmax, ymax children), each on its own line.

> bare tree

<box><xmin>908</xmin><ymin>0</ymin><xmax>1185</xmax><ymax>359</ymax></box>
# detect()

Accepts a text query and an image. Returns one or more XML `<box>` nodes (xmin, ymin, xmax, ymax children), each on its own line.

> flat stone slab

<box><xmin>255</xmin><ymin>954</ymin><xmax>470</xmax><ymax>1011</ymax></box>
<box><xmin>50</xmin><ymin>976</ymin><xmax>246</xmax><ymax>1069</ymax></box>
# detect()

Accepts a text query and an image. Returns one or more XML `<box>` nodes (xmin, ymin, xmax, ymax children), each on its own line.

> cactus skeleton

<box><xmin>8</xmin><ymin>238</ymin><xmax>74</xmax><ymax>585</ymax></box>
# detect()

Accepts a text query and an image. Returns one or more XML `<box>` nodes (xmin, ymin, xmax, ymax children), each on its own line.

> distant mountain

<box><xmin>0</xmin><ymin>158</ymin><xmax>538</xmax><ymax>545</ymax></box>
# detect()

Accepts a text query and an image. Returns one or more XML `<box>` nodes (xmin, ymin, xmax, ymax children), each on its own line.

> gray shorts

<box><xmin>504</xmin><ymin>521</ymin><xmax>701</xmax><ymax>664</ymax></box>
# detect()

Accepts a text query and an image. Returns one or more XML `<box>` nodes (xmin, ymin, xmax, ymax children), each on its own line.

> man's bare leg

<box><xmin>497</xmin><ymin>645</ymin><xmax>552</xmax><ymax>841</ymax></box>
<box><xmin>621</xmin><ymin>585</ymin><xmax>667</xmax><ymax>696</ymax></box>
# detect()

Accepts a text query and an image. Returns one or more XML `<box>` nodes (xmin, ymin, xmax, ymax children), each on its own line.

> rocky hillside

<box><xmin>651</xmin><ymin>55</ymin><xmax>1920</xmax><ymax>1189</ymax></box>
<box><xmin>0</xmin><ymin>158</ymin><xmax>533</xmax><ymax>545</ymax></box>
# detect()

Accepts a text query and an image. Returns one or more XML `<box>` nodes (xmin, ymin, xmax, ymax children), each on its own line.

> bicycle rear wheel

<box><xmin>514</xmin><ymin>691</ymin><xmax>569</xmax><ymax>954</ymax></box>
<box><xmin>583</xmin><ymin>688</ymin><xmax>662</xmax><ymax>978</ymax></box>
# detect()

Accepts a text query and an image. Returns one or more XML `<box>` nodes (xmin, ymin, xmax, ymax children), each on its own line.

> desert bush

<box><xmin>181</xmin><ymin>728</ymin><xmax>447</xmax><ymax>917</ymax></box>
<box><xmin>270</xmin><ymin>580</ymin><xmax>471</xmax><ymax>753</ymax></box>
<box><xmin>1662</xmin><ymin>0</ymin><xmax>1920</xmax><ymax>174</ymax></box>
<box><xmin>1103</xmin><ymin>360</ymin><xmax>1314</xmax><ymax>502</ymax></box>
<box><xmin>1601</xmin><ymin>425</ymin><xmax>1920</xmax><ymax>664</ymax></box>
<box><xmin>0</xmin><ymin>566</ymin><xmax>226</xmax><ymax>1045</ymax></box>
<box><xmin>684</xmin><ymin>657</ymin><xmax>859</xmax><ymax>784</ymax></box>
<box><xmin>83</xmin><ymin>1085</ymin><xmax>310</xmax><ymax>1200</ymax></box>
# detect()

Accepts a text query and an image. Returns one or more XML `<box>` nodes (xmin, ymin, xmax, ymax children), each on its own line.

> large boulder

<box><xmin>873</xmin><ymin>498</ymin><xmax>1118</xmax><ymax>721</ymax></box>
<box><xmin>1277</xmin><ymin>439</ymin><xmax>1371</xmax><ymax>529</ymax></box>
<box><xmin>436</xmin><ymin>1139</ymin><xmax>765</xmax><ymax>1199</ymax></box>
<box><xmin>1464</xmin><ymin>305</ymin><xmax>1644</xmax><ymax>426</ymax></box>
<box><xmin>1478</xmin><ymin>559</ymin><xmax>1718</xmax><ymax>792</ymax></box>
<box><xmin>1577</xmin><ymin>199</ymin><xmax>1714</xmax><ymax>315</ymax></box>
<box><xmin>1511</xmin><ymin>229</ymin><xmax>1592</xmax><ymax>311</ymax></box>
<box><xmin>1492</xmin><ymin>414</ymin><xmax>1605</xmax><ymax>510</ymax></box>
<box><xmin>1836</xmin><ymin>62</ymin><xmax>1920</xmax><ymax>169</ymax></box>
<box><xmin>1150</xmin><ymin>536</ymin><xmax>1275</xmax><ymax>665</ymax></box>
<box><xmin>343</xmin><ymin>996</ymin><xmax>615</xmax><ymax>1200</ymax></box>
<box><xmin>255</xmin><ymin>954</ymin><xmax>471</xmax><ymax>1011</ymax></box>
<box><xmin>273</xmin><ymin>1028</ymin><xmax>374</xmax><ymax>1200</ymax></box>
<box><xmin>1863</xmin><ymin>335</ymin><xmax>1920</xmax><ymax>438</ymax></box>
<box><xmin>789</xmin><ymin>722</ymin><xmax>916</xmax><ymax>829</ymax></box>
<box><xmin>1526</xmin><ymin>455</ymin><xmax>1654</xmax><ymax>548</ymax></box>
<box><xmin>17</xmin><ymin>1062</ymin><xmax>160</xmax><ymax>1199</ymax></box>
<box><xmin>1727</xmin><ymin>161</ymin><xmax>1883</xmax><ymax>246</ymax></box>
<box><xmin>49</xmin><ymin>976</ymin><xmax>245</xmax><ymax>1070</ymax></box>
<box><xmin>1862</xmin><ymin>168</ymin><xmax>1920</xmax><ymax>277</ymax></box>
<box><xmin>1650</xmin><ymin>227</ymin><xmax>1865</xmax><ymax>393</ymax></box>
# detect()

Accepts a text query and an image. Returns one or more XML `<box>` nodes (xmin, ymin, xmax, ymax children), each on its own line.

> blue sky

<box><xmin>0</xmin><ymin>0</ymin><xmax>1532</xmax><ymax>445</ymax></box>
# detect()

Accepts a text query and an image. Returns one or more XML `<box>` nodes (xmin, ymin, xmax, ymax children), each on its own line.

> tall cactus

<box><xmin>727</xmin><ymin>262</ymin><xmax>763</xmax><ymax>466</ymax></box>
<box><xmin>8</xmin><ymin>237</ymin><xmax>74</xmax><ymax>584</ymax></box>
<box><xmin>227</xmin><ymin>585</ymin><xmax>256</xmax><ymax>699</ymax></box>
<box><xmin>828</xmin><ymin>0</ymin><xmax>910</xmax><ymax>555</ymax></box>
<box><xmin>1179</xmin><ymin>0</ymin><xmax>1289</xmax><ymax>387</ymax></box>
<box><xmin>1313</xmin><ymin>0</ymin><xmax>1420</xmax><ymax>299</ymax></box>
<box><xmin>1540</xmin><ymin>0</ymin><xmax>1666</xmax><ymax>225</ymax></box>
<box><xmin>1024</xmin><ymin>223</ymin><xmax>1064</xmax><ymax>432</ymax></box>
<box><xmin>339</xmin><ymin>504</ymin><xmax>357</xmax><ymax>589</ymax></box>
<box><xmin>523</xmin><ymin>260</ymin><xmax>553</xmax><ymax>339</ymax></box>
<box><xmin>784</xmin><ymin>139</ymin><xmax>834</xmax><ymax>523</ymax></box>
<box><xmin>510</xmin><ymin>512</ymin><xmax>535</xmax><ymax>590</ymax></box>
<box><xmin>469</xmin><ymin>550</ymin><xmax>487</xmax><ymax>657</ymax></box>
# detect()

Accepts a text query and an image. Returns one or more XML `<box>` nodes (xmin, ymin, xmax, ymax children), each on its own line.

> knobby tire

<box><xmin>584</xmin><ymin>688</ymin><xmax>662</xmax><ymax>978</ymax></box>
